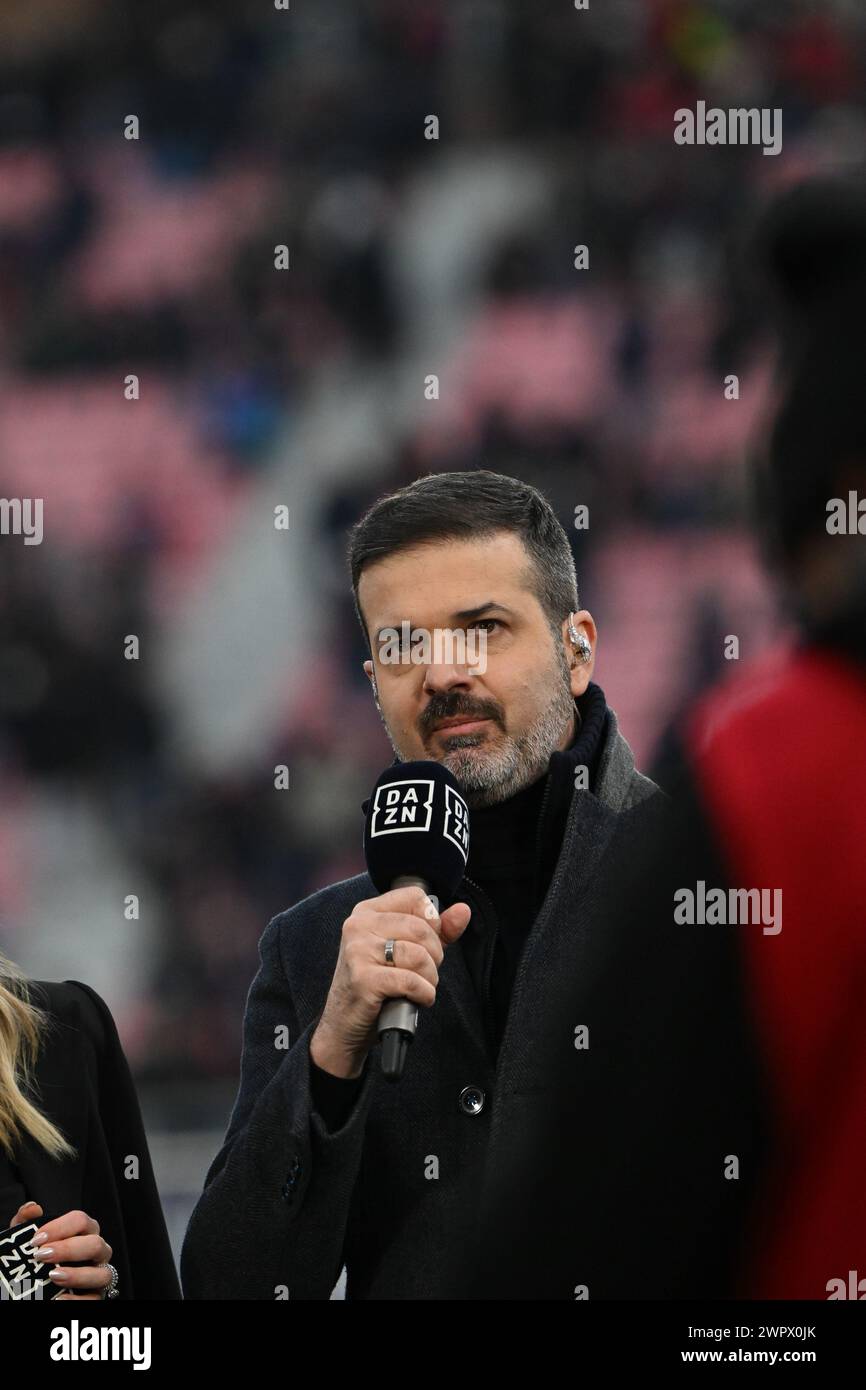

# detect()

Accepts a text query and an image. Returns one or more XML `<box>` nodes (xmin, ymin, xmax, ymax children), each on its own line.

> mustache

<box><xmin>419</xmin><ymin>695</ymin><xmax>503</xmax><ymax>734</ymax></box>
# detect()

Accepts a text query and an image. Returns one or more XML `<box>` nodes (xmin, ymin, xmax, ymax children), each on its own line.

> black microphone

<box><xmin>363</xmin><ymin>760</ymin><xmax>470</xmax><ymax>1081</ymax></box>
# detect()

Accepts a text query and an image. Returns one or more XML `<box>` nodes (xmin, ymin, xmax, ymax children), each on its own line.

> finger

<box><xmin>34</xmin><ymin>1234</ymin><xmax>111</xmax><ymax>1265</ymax></box>
<box><xmin>361</xmin><ymin>912</ymin><xmax>444</xmax><ymax>962</ymax></box>
<box><xmin>33</xmin><ymin>1209</ymin><xmax>99</xmax><ymax>1244</ymax></box>
<box><xmin>369</xmin><ymin>965</ymin><xmax>436</xmax><ymax>1008</ymax></box>
<box><xmin>368</xmin><ymin>938</ymin><xmax>439</xmax><ymax>985</ymax></box>
<box><xmin>49</xmin><ymin>1263</ymin><xmax>112</xmax><ymax>1293</ymax></box>
<box><xmin>355</xmin><ymin>886</ymin><xmax>441</xmax><ymax>925</ymax></box>
<box><xmin>54</xmin><ymin>1291</ymin><xmax>103</xmax><ymax>1300</ymax></box>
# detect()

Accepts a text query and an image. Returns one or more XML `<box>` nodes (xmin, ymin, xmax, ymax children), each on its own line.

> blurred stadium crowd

<box><xmin>0</xmin><ymin>0</ymin><xmax>863</xmax><ymax>1139</ymax></box>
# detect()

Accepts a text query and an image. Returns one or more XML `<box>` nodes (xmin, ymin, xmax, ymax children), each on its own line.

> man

<box><xmin>181</xmin><ymin>469</ymin><xmax>660</xmax><ymax>1299</ymax></box>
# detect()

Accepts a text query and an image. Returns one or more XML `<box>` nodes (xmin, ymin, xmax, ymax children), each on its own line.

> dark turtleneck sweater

<box><xmin>459</xmin><ymin>682</ymin><xmax>610</xmax><ymax>1056</ymax></box>
<box><xmin>310</xmin><ymin>683</ymin><xmax>611</xmax><ymax>1129</ymax></box>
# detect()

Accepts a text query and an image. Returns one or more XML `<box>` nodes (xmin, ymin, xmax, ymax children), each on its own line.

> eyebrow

<box><xmin>452</xmin><ymin>601</ymin><xmax>515</xmax><ymax>621</ymax></box>
<box><xmin>373</xmin><ymin>602</ymin><xmax>514</xmax><ymax>642</ymax></box>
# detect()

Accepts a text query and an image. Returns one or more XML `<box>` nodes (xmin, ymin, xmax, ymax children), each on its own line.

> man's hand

<box><xmin>311</xmin><ymin>886</ymin><xmax>471</xmax><ymax>1078</ymax></box>
<box><xmin>9</xmin><ymin>1201</ymin><xmax>114</xmax><ymax>1300</ymax></box>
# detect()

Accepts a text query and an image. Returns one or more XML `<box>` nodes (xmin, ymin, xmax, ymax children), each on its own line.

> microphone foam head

<box><xmin>363</xmin><ymin>759</ymin><xmax>470</xmax><ymax>902</ymax></box>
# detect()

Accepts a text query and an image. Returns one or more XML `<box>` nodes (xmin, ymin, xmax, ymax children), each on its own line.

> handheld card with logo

<box><xmin>0</xmin><ymin>1218</ymin><xmax>64</xmax><ymax>1300</ymax></box>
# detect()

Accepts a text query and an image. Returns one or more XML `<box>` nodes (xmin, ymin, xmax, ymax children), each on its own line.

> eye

<box><xmin>468</xmin><ymin>619</ymin><xmax>501</xmax><ymax>635</ymax></box>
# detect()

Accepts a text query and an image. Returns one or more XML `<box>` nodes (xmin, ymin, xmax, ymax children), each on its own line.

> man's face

<box><xmin>358</xmin><ymin>532</ymin><xmax>596</xmax><ymax>808</ymax></box>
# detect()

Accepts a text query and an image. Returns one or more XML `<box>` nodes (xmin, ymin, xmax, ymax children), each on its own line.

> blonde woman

<box><xmin>0</xmin><ymin>954</ymin><xmax>180</xmax><ymax>1299</ymax></box>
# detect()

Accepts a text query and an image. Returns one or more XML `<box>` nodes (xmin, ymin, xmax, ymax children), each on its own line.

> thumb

<box><xmin>10</xmin><ymin>1200</ymin><xmax>42</xmax><ymax>1227</ymax></box>
<box><xmin>440</xmin><ymin>901</ymin><xmax>471</xmax><ymax>944</ymax></box>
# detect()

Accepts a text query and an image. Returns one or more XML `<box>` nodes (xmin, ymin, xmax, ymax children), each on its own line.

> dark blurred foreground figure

<box><xmin>463</xmin><ymin>179</ymin><xmax>866</xmax><ymax>1300</ymax></box>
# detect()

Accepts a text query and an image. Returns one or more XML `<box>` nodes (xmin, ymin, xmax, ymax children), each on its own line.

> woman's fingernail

<box><xmin>48</xmin><ymin>1268</ymin><xmax>69</xmax><ymax>1281</ymax></box>
<box><xmin>35</xmin><ymin>1246</ymin><xmax>55</xmax><ymax>1259</ymax></box>
<box><xmin>31</xmin><ymin>1233</ymin><xmax>49</xmax><ymax>1246</ymax></box>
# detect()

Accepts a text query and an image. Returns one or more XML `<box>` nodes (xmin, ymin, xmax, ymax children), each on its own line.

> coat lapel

<box><xmin>486</xmin><ymin>741</ymin><xmax>639</xmax><ymax>1148</ymax></box>
<box><xmin>437</xmin><ymin>906</ymin><xmax>495</xmax><ymax>1070</ymax></box>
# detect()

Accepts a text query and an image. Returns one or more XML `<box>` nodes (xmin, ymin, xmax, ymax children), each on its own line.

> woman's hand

<box><xmin>9</xmin><ymin>1201</ymin><xmax>114</xmax><ymax>1300</ymax></box>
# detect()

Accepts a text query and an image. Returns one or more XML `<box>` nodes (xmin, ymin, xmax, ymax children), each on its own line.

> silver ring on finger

<box><xmin>100</xmin><ymin>1263</ymin><xmax>120</xmax><ymax>1299</ymax></box>
<box><xmin>384</xmin><ymin>938</ymin><xmax>396</xmax><ymax>965</ymax></box>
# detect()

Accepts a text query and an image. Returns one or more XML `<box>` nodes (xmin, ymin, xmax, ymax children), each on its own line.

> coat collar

<box><xmin>439</xmin><ymin>710</ymin><xmax>656</xmax><ymax>1078</ymax></box>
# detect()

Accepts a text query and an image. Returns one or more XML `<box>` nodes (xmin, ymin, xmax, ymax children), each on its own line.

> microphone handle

<box><xmin>378</xmin><ymin>874</ymin><xmax>427</xmax><ymax>1081</ymax></box>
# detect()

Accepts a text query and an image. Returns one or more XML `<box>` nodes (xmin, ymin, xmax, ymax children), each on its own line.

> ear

<box><xmin>561</xmin><ymin>610</ymin><xmax>598</xmax><ymax>697</ymax></box>
<box><xmin>363</xmin><ymin>658</ymin><xmax>379</xmax><ymax>701</ymax></box>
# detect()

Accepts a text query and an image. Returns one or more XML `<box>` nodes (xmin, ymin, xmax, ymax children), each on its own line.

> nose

<box><xmin>422</xmin><ymin>663</ymin><xmax>475</xmax><ymax>697</ymax></box>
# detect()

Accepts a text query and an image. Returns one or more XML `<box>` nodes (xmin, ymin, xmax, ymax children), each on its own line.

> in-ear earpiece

<box><xmin>568</xmin><ymin>615</ymin><xmax>592</xmax><ymax>663</ymax></box>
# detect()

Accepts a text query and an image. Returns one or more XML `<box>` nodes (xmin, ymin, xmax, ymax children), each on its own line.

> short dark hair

<box><xmin>347</xmin><ymin>469</ymin><xmax>579</xmax><ymax>650</ymax></box>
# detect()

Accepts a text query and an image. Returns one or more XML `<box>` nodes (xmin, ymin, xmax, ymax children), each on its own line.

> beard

<box><xmin>378</xmin><ymin>640</ymin><xmax>577</xmax><ymax>809</ymax></box>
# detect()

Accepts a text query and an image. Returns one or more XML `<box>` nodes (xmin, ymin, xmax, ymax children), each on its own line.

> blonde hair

<box><xmin>0</xmin><ymin>952</ymin><xmax>76</xmax><ymax>1162</ymax></box>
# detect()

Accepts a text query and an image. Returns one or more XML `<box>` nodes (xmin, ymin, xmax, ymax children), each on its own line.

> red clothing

<box><xmin>686</xmin><ymin>646</ymin><xmax>866</xmax><ymax>1298</ymax></box>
